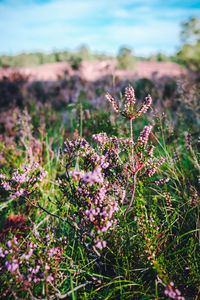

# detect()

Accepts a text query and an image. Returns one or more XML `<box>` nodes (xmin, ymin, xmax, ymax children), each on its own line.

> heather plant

<box><xmin>0</xmin><ymin>228</ymin><xmax>70</xmax><ymax>299</ymax></box>
<box><xmin>0</xmin><ymin>79</ymin><xmax>200</xmax><ymax>299</ymax></box>
<box><xmin>0</xmin><ymin>162</ymin><xmax>48</xmax><ymax>215</ymax></box>
<box><xmin>35</xmin><ymin>86</ymin><xmax>170</xmax><ymax>257</ymax></box>
<box><xmin>177</xmin><ymin>78</ymin><xmax>200</xmax><ymax>126</ymax></box>
<box><xmin>2</xmin><ymin>86</ymin><xmax>186</xmax><ymax>298</ymax></box>
<box><xmin>106</xmin><ymin>86</ymin><xmax>152</xmax><ymax>139</ymax></box>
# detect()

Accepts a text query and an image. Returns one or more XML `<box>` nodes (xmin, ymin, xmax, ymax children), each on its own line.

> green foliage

<box><xmin>180</xmin><ymin>17</ymin><xmax>200</xmax><ymax>45</ymax></box>
<box><xmin>135</xmin><ymin>78</ymin><xmax>158</xmax><ymax>100</ymax></box>
<box><xmin>177</xmin><ymin>40</ymin><xmax>200</xmax><ymax>72</ymax></box>
<box><xmin>0</xmin><ymin>49</ymin><xmax>115</xmax><ymax>68</ymax></box>
<box><xmin>177</xmin><ymin>17</ymin><xmax>200</xmax><ymax>73</ymax></box>
<box><xmin>162</xmin><ymin>80</ymin><xmax>177</xmax><ymax>99</ymax></box>
<box><xmin>0</xmin><ymin>47</ymin><xmax>179</xmax><ymax>68</ymax></box>
<box><xmin>68</xmin><ymin>55</ymin><xmax>82</xmax><ymax>70</ymax></box>
<box><xmin>78</xmin><ymin>45</ymin><xmax>93</xmax><ymax>61</ymax></box>
<box><xmin>116</xmin><ymin>47</ymin><xmax>136</xmax><ymax>70</ymax></box>
<box><xmin>83</xmin><ymin>111</ymin><xmax>119</xmax><ymax>141</ymax></box>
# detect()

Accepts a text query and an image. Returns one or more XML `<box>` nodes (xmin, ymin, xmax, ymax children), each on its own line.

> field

<box><xmin>0</xmin><ymin>60</ymin><xmax>185</xmax><ymax>81</ymax></box>
<box><xmin>0</xmin><ymin>60</ymin><xmax>199</xmax><ymax>299</ymax></box>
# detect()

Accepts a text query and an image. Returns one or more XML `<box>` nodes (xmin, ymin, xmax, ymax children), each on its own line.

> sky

<box><xmin>0</xmin><ymin>0</ymin><xmax>200</xmax><ymax>56</ymax></box>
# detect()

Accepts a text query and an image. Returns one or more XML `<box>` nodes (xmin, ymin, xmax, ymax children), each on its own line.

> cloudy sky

<box><xmin>0</xmin><ymin>0</ymin><xmax>200</xmax><ymax>56</ymax></box>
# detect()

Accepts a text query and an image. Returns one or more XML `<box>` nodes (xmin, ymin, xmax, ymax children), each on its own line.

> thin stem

<box><xmin>37</xmin><ymin>203</ymin><xmax>79</xmax><ymax>230</ymax></box>
<box><xmin>24</xmin><ymin>195</ymin><xmax>79</xmax><ymax>230</ymax></box>
<box><xmin>80</xmin><ymin>103</ymin><xmax>83</xmax><ymax>138</ymax></box>
<box><xmin>130</xmin><ymin>118</ymin><xmax>134</xmax><ymax>161</ymax></box>
<box><xmin>51</xmin><ymin>281</ymin><xmax>92</xmax><ymax>299</ymax></box>
<box><xmin>124</xmin><ymin>173</ymin><xmax>137</xmax><ymax>220</ymax></box>
<box><xmin>130</xmin><ymin>118</ymin><xmax>133</xmax><ymax>141</ymax></box>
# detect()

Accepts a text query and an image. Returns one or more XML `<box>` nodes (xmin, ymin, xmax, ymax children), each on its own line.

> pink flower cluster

<box><xmin>137</xmin><ymin>213</ymin><xmax>161</xmax><ymax>266</ymax></box>
<box><xmin>124</xmin><ymin>86</ymin><xmax>136</xmax><ymax>106</ymax></box>
<box><xmin>69</xmin><ymin>166</ymin><xmax>120</xmax><ymax>251</ymax></box>
<box><xmin>189</xmin><ymin>189</ymin><xmax>199</xmax><ymax>206</ymax></box>
<box><xmin>164</xmin><ymin>282</ymin><xmax>185</xmax><ymax>300</ymax></box>
<box><xmin>105</xmin><ymin>93</ymin><xmax>120</xmax><ymax>113</ymax></box>
<box><xmin>92</xmin><ymin>132</ymin><xmax>108</xmax><ymax>146</ymax></box>
<box><xmin>137</xmin><ymin>126</ymin><xmax>153</xmax><ymax>145</ymax></box>
<box><xmin>12</xmin><ymin>162</ymin><xmax>40</xmax><ymax>183</ymax></box>
<box><xmin>0</xmin><ymin>162</ymin><xmax>48</xmax><ymax>200</ymax></box>
<box><xmin>71</xmin><ymin>167</ymin><xmax>104</xmax><ymax>185</ymax></box>
<box><xmin>0</xmin><ymin>231</ymin><xmax>67</xmax><ymax>288</ymax></box>
<box><xmin>135</xmin><ymin>95</ymin><xmax>152</xmax><ymax>119</ymax></box>
<box><xmin>146</xmin><ymin>157</ymin><xmax>165</xmax><ymax>177</ymax></box>
<box><xmin>185</xmin><ymin>132</ymin><xmax>192</xmax><ymax>150</ymax></box>
<box><xmin>149</xmin><ymin>145</ymin><xmax>155</xmax><ymax>157</ymax></box>
<box><xmin>63</xmin><ymin>138</ymin><xmax>109</xmax><ymax>169</ymax></box>
<box><xmin>124</xmin><ymin>86</ymin><xmax>136</xmax><ymax>116</ymax></box>
<box><xmin>154</xmin><ymin>178</ymin><xmax>169</xmax><ymax>185</ymax></box>
<box><xmin>61</xmin><ymin>137</ymin><xmax>130</xmax><ymax>251</ymax></box>
<box><xmin>106</xmin><ymin>86</ymin><xmax>152</xmax><ymax>120</ymax></box>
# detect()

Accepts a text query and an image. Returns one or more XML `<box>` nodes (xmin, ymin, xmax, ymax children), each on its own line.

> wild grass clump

<box><xmin>0</xmin><ymin>78</ymin><xmax>199</xmax><ymax>299</ymax></box>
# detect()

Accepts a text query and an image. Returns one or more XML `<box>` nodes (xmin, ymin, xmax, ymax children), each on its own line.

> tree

<box><xmin>116</xmin><ymin>47</ymin><xmax>136</xmax><ymax>70</ymax></box>
<box><xmin>180</xmin><ymin>17</ymin><xmax>200</xmax><ymax>45</ymax></box>
<box><xmin>177</xmin><ymin>17</ymin><xmax>200</xmax><ymax>73</ymax></box>
<box><xmin>78</xmin><ymin>45</ymin><xmax>93</xmax><ymax>61</ymax></box>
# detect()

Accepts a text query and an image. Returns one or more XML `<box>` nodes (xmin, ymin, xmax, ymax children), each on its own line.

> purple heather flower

<box><xmin>38</xmin><ymin>170</ymin><xmax>48</xmax><ymax>182</ymax></box>
<box><xmin>11</xmin><ymin>171</ymin><xmax>29</xmax><ymax>183</ymax></box>
<box><xmin>82</xmin><ymin>167</ymin><xmax>104</xmax><ymax>185</ymax></box>
<box><xmin>1</xmin><ymin>181</ymin><xmax>11</xmax><ymax>191</ymax></box>
<box><xmin>95</xmin><ymin>240</ymin><xmax>107</xmax><ymax>250</ymax></box>
<box><xmin>7</xmin><ymin>240</ymin><xmax>12</xmax><ymax>248</ymax></box>
<box><xmin>46</xmin><ymin>274</ymin><xmax>54</xmax><ymax>282</ymax></box>
<box><xmin>48</xmin><ymin>247</ymin><xmax>58</xmax><ymax>256</ymax></box>
<box><xmin>45</xmin><ymin>263</ymin><xmax>50</xmax><ymax>270</ymax></box>
<box><xmin>5</xmin><ymin>260</ymin><xmax>19</xmax><ymax>272</ymax></box>
<box><xmin>138</xmin><ymin>126</ymin><xmax>152</xmax><ymax>145</ymax></box>
<box><xmin>105</xmin><ymin>93</ymin><xmax>120</xmax><ymax>113</ymax></box>
<box><xmin>124</xmin><ymin>86</ymin><xmax>136</xmax><ymax>106</ymax></box>
<box><xmin>0</xmin><ymin>247</ymin><xmax>5</xmax><ymax>258</ymax></box>
<box><xmin>155</xmin><ymin>178</ymin><xmax>169</xmax><ymax>185</ymax></box>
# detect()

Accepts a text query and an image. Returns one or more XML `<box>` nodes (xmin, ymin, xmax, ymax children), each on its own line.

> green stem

<box><xmin>130</xmin><ymin>118</ymin><xmax>133</xmax><ymax>141</ymax></box>
<box><xmin>124</xmin><ymin>173</ymin><xmax>137</xmax><ymax>220</ymax></box>
<box><xmin>80</xmin><ymin>103</ymin><xmax>83</xmax><ymax>138</ymax></box>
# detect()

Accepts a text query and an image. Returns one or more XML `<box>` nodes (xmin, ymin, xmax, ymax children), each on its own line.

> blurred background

<box><xmin>0</xmin><ymin>0</ymin><xmax>200</xmax><ymax>129</ymax></box>
<box><xmin>0</xmin><ymin>0</ymin><xmax>199</xmax><ymax>70</ymax></box>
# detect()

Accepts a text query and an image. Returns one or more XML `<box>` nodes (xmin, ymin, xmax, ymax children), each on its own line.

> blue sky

<box><xmin>0</xmin><ymin>0</ymin><xmax>200</xmax><ymax>56</ymax></box>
